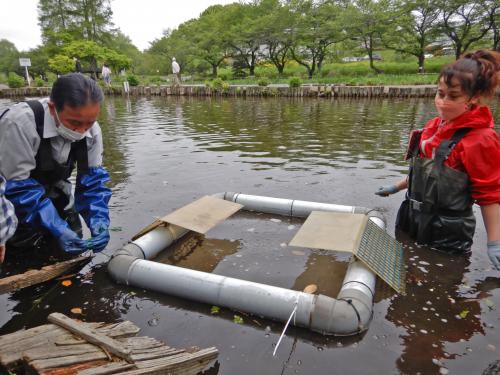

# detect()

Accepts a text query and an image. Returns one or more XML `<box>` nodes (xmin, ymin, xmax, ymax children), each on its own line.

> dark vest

<box><xmin>396</xmin><ymin>128</ymin><xmax>476</xmax><ymax>253</ymax></box>
<box><xmin>25</xmin><ymin>100</ymin><xmax>89</xmax><ymax>185</ymax></box>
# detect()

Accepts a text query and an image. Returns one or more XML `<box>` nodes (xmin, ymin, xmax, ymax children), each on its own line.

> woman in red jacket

<box><xmin>376</xmin><ymin>49</ymin><xmax>500</xmax><ymax>270</ymax></box>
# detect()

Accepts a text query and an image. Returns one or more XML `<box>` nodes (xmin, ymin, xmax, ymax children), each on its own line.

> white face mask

<box><xmin>54</xmin><ymin>111</ymin><xmax>87</xmax><ymax>142</ymax></box>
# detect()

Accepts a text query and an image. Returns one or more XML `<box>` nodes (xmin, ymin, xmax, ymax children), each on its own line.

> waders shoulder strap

<box><xmin>25</xmin><ymin>100</ymin><xmax>54</xmax><ymax>173</ymax></box>
<box><xmin>434</xmin><ymin>128</ymin><xmax>472</xmax><ymax>168</ymax></box>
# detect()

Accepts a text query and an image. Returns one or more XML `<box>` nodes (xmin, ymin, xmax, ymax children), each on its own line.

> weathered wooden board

<box><xmin>0</xmin><ymin>314</ymin><xmax>218</xmax><ymax>375</ymax></box>
<box><xmin>48</xmin><ymin>313</ymin><xmax>132</xmax><ymax>362</ymax></box>
<box><xmin>76</xmin><ymin>362</ymin><xmax>136</xmax><ymax>375</ymax></box>
<box><xmin>0</xmin><ymin>255</ymin><xmax>91</xmax><ymax>294</ymax></box>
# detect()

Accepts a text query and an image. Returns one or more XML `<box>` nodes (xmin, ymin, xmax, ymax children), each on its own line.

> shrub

<box><xmin>258</xmin><ymin>78</ymin><xmax>269</xmax><ymax>87</ymax></box>
<box><xmin>289</xmin><ymin>77</ymin><xmax>302</xmax><ymax>88</ymax></box>
<box><xmin>7</xmin><ymin>73</ymin><xmax>25</xmax><ymax>88</ymax></box>
<box><xmin>217</xmin><ymin>70</ymin><xmax>232</xmax><ymax>81</ymax></box>
<box><xmin>127</xmin><ymin>74</ymin><xmax>139</xmax><ymax>86</ymax></box>
<box><xmin>35</xmin><ymin>78</ymin><xmax>45</xmax><ymax>87</ymax></box>
<box><xmin>211</xmin><ymin>77</ymin><xmax>225</xmax><ymax>90</ymax></box>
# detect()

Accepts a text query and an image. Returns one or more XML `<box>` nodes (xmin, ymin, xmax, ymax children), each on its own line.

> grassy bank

<box><xmin>0</xmin><ymin>55</ymin><xmax>452</xmax><ymax>88</ymax></box>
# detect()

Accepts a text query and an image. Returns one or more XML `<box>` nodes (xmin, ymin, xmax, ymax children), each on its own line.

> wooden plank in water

<box><xmin>30</xmin><ymin>352</ymin><xmax>109</xmax><ymax>373</ymax></box>
<box><xmin>121</xmin><ymin>347</ymin><xmax>218</xmax><ymax>374</ymax></box>
<box><xmin>76</xmin><ymin>362</ymin><xmax>136</xmax><ymax>375</ymax></box>
<box><xmin>0</xmin><ymin>324</ymin><xmax>55</xmax><ymax>347</ymax></box>
<box><xmin>97</xmin><ymin>321</ymin><xmax>140</xmax><ymax>338</ymax></box>
<box><xmin>118</xmin><ymin>336</ymin><xmax>164</xmax><ymax>351</ymax></box>
<box><xmin>48</xmin><ymin>313</ymin><xmax>132</xmax><ymax>362</ymax></box>
<box><xmin>130</xmin><ymin>348</ymin><xmax>184</xmax><ymax>361</ymax></box>
<box><xmin>23</xmin><ymin>343</ymin><xmax>102</xmax><ymax>361</ymax></box>
<box><xmin>0</xmin><ymin>255</ymin><xmax>91</xmax><ymax>294</ymax></box>
<box><xmin>39</xmin><ymin>360</ymin><xmax>110</xmax><ymax>375</ymax></box>
<box><xmin>0</xmin><ymin>325</ymin><xmax>70</xmax><ymax>366</ymax></box>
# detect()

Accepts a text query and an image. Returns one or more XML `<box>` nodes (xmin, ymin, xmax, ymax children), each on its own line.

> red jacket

<box><xmin>419</xmin><ymin>106</ymin><xmax>500</xmax><ymax>205</ymax></box>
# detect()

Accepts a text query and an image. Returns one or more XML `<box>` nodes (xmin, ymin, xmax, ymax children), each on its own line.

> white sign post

<box><xmin>19</xmin><ymin>58</ymin><xmax>31</xmax><ymax>87</ymax></box>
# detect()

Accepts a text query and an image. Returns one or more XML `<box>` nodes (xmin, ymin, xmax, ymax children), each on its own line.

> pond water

<box><xmin>1</xmin><ymin>96</ymin><xmax>499</xmax><ymax>375</ymax></box>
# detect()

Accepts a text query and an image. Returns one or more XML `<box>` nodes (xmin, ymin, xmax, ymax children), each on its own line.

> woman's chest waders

<box><xmin>396</xmin><ymin>128</ymin><xmax>475</xmax><ymax>253</ymax></box>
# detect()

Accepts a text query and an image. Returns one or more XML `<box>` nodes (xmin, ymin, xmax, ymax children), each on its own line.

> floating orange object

<box><xmin>61</xmin><ymin>280</ymin><xmax>72</xmax><ymax>287</ymax></box>
<box><xmin>70</xmin><ymin>307</ymin><xmax>82</xmax><ymax>315</ymax></box>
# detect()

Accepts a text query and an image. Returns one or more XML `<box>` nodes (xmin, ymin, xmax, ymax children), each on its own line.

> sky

<box><xmin>0</xmin><ymin>0</ymin><xmax>236</xmax><ymax>52</ymax></box>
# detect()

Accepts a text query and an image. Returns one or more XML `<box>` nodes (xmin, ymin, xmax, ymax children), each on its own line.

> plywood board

<box><xmin>289</xmin><ymin>211</ymin><xmax>368</xmax><ymax>253</ymax></box>
<box><xmin>160</xmin><ymin>196</ymin><xmax>243</xmax><ymax>234</ymax></box>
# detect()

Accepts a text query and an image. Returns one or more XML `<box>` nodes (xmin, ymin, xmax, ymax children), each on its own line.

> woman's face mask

<box><xmin>434</xmin><ymin>78</ymin><xmax>475</xmax><ymax>122</ymax></box>
<box><xmin>54</xmin><ymin>110</ymin><xmax>87</xmax><ymax>142</ymax></box>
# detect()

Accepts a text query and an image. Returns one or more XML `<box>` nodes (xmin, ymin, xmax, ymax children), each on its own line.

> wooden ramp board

<box><xmin>0</xmin><ymin>255</ymin><xmax>91</xmax><ymax>294</ymax></box>
<box><xmin>161</xmin><ymin>195</ymin><xmax>243</xmax><ymax>234</ymax></box>
<box><xmin>0</xmin><ymin>313</ymin><xmax>218</xmax><ymax>375</ymax></box>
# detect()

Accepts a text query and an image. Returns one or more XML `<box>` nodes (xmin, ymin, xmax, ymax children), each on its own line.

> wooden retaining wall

<box><xmin>0</xmin><ymin>84</ymin><xmax>440</xmax><ymax>99</ymax></box>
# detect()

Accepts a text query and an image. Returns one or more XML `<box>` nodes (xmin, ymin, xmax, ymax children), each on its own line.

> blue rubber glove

<box><xmin>487</xmin><ymin>241</ymin><xmax>500</xmax><ymax>270</ymax></box>
<box><xmin>75</xmin><ymin>167</ymin><xmax>111</xmax><ymax>231</ymax></box>
<box><xmin>6</xmin><ymin>178</ymin><xmax>88</xmax><ymax>254</ymax></box>
<box><xmin>375</xmin><ymin>185</ymin><xmax>399</xmax><ymax>197</ymax></box>
<box><xmin>88</xmin><ymin>223</ymin><xmax>109</xmax><ymax>252</ymax></box>
<box><xmin>58</xmin><ymin>228</ymin><xmax>90</xmax><ymax>254</ymax></box>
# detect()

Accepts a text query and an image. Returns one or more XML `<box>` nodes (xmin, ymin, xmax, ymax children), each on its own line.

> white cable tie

<box><xmin>273</xmin><ymin>297</ymin><xmax>300</xmax><ymax>357</ymax></box>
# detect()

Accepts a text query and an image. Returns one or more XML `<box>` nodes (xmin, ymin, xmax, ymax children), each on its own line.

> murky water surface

<box><xmin>1</xmin><ymin>96</ymin><xmax>499</xmax><ymax>374</ymax></box>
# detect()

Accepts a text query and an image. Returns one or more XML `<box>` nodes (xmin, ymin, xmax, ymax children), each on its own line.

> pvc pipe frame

<box><xmin>108</xmin><ymin>193</ymin><xmax>382</xmax><ymax>336</ymax></box>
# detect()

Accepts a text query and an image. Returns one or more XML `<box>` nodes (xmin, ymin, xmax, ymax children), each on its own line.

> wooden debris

<box><xmin>48</xmin><ymin>313</ymin><xmax>133</xmax><ymax>362</ymax></box>
<box><xmin>0</xmin><ymin>255</ymin><xmax>91</xmax><ymax>294</ymax></box>
<box><xmin>0</xmin><ymin>313</ymin><xmax>218</xmax><ymax>375</ymax></box>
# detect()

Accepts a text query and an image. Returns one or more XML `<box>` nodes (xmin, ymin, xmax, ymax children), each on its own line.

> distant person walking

<box><xmin>101</xmin><ymin>64</ymin><xmax>112</xmax><ymax>87</ymax></box>
<box><xmin>172</xmin><ymin>57</ymin><xmax>181</xmax><ymax>86</ymax></box>
<box><xmin>74</xmin><ymin>58</ymin><xmax>82</xmax><ymax>73</ymax></box>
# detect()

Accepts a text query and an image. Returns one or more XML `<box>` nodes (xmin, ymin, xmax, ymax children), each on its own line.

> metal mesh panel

<box><xmin>356</xmin><ymin>220</ymin><xmax>406</xmax><ymax>294</ymax></box>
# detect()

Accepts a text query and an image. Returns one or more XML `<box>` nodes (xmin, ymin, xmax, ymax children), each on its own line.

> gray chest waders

<box><xmin>396</xmin><ymin>128</ymin><xmax>475</xmax><ymax>253</ymax></box>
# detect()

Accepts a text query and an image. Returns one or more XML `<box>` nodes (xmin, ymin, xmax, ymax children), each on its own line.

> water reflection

<box><xmin>389</xmin><ymin>231</ymin><xmax>500</xmax><ymax>374</ymax></box>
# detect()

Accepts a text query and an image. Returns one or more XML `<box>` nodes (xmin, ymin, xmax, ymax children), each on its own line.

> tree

<box><xmin>484</xmin><ymin>0</ymin><xmax>499</xmax><ymax>50</ymax></box>
<box><xmin>224</xmin><ymin>3</ymin><xmax>264</xmax><ymax>76</ymax></box>
<box><xmin>438</xmin><ymin>0</ymin><xmax>495</xmax><ymax>59</ymax></box>
<box><xmin>147</xmin><ymin>27</ymin><xmax>192</xmax><ymax>76</ymax></box>
<box><xmin>103</xmin><ymin>31</ymin><xmax>142</xmax><ymax>71</ymax></box>
<box><xmin>48</xmin><ymin>55</ymin><xmax>74</xmax><ymax>74</ymax></box>
<box><xmin>0</xmin><ymin>39</ymin><xmax>19</xmax><ymax>75</ymax></box>
<box><xmin>257</xmin><ymin>0</ymin><xmax>294</xmax><ymax>75</ymax></box>
<box><xmin>189</xmin><ymin>5</ymin><xmax>230</xmax><ymax>78</ymax></box>
<box><xmin>26</xmin><ymin>46</ymin><xmax>50</xmax><ymax>79</ymax></box>
<box><xmin>38</xmin><ymin>0</ymin><xmax>79</xmax><ymax>46</ymax></box>
<box><xmin>78</xmin><ymin>0</ymin><xmax>115</xmax><ymax>43</ymax></box>
<box><xmin>39</xmin><ymin>0</ymin><xmax>115</xmax><ymax>44</ymax></box>
<box><xmin>344</xmin><ymin>0</ymin><xmax>393</xmax><ymax>73</ymax></box>
<box><xmin>384</xmin><ymin>0</ymin><xmax>441</xmax><ymax>72</ymax></box>
<box><xmin>290</xmin><ymin>0</ymin><xmax>348</xmax><ymax>79</ymax></box>
<box><xmin>48</xmin><ymin>40</ymin><xmax>130</xmax><ymax>76</ymax></box>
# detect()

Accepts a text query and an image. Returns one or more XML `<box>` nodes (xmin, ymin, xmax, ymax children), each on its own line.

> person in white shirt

<box><xmin>101</xmin><ymin>64</ymin><xmax>111</xmax><ymax>87</ymax></box>
<box><xmin>171</xmin><ymin>57</ymin><xmax>181</xmax><ymax>86</ymax></box>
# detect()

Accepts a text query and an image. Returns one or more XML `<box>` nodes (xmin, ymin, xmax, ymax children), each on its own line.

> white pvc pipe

<box><xmin>221</xmin><ymin>192</ymin><xmax>370</xmax><ymax>216</ymax></box>
<box><xmin>108</xmin><ymin>193</ymin><xmax>380</xmax><ymax>335</ymax></box>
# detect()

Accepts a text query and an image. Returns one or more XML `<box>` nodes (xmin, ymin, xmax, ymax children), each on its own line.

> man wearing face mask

<box><xmin>0</xmin><ymin>73</ymin><xmax>112</xmax><ymax>256</ymax></box>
